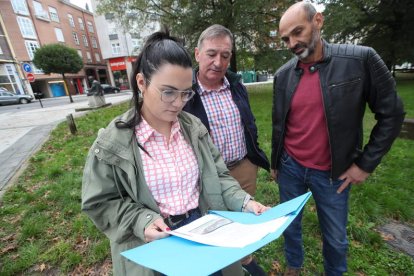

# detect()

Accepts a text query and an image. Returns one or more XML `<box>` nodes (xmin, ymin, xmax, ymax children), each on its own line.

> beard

<box><xmin>292</xmin><ymin>27</ymin><xmax>320</xmax><ymax>61</ymax></box>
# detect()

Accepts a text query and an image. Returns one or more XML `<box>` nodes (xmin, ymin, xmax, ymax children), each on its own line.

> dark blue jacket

<box><xmin>183</xmin><ymin>69</ymin><xmax>270</xmax><ymax>171</ymax></box>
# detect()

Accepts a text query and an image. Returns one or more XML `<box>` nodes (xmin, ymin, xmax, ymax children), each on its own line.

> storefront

<box><xmin>108</xmin><ymin>57</ymin><xmax>136</xmax><ymax>90</ymax></box>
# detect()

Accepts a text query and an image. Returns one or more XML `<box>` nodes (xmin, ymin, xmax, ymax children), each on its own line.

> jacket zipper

<box><xmin>329</xmin><ymin>77</ymin><xmax>361</xmax><ymax>88</ymax></box>
<box><xmin>319</xmin><ymin>72</ymin><xmax>334</xmax><ymax>181</ymax></box>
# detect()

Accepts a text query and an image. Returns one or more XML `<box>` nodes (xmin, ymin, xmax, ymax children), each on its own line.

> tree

<box><xmin>97</xmin><ymin>0</ymin><xmax>292</xmax><ymax>73</ymax></box>
<box><xmin>318</xmin><ymin>0</ymin><xmax>414</xmax><ymax>71</ymax></box>
<box><xmin>33</xmin><ymin>44</ymin><xmax>83</xmax><ymax>103</ymax></box>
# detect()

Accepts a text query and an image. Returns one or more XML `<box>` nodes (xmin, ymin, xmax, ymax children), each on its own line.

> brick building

<box><xmin>0</xmin><ymin>0</ymin><xmax>108</xmax><ymax>98</ymax></box>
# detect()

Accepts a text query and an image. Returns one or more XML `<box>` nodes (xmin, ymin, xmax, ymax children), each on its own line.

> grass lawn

<box><xmin>0</xmin><ymin>80</ymin><xmax>413</xmax><ymax>275</ymax></box>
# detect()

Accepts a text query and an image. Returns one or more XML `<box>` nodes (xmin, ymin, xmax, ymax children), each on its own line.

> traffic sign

<box><xmin>27</xmin><ymin>73</ymin><xmax>35</xmax><ymax>82</ymax></box>
<box><xmin>22</xmin><ymin>63</ymin><xmax>32</xmax><ymax>73</ymax></box>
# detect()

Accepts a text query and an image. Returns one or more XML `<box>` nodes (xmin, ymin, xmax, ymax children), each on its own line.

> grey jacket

<box><xmin>271</xmin><ymin>41</ymin><xmax>405</xmax><ymax>178</ymax></box>
<box><xmin>82</xmin><ymin>109</ymin><xmax>246</xmax><ymax>275</ymax></box>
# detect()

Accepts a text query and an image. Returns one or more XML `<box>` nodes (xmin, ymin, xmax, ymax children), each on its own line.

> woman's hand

<box><xmin>245</xmin><ymin>200</ymin><xmax>270</xmax><ymax>215</ymax></box>
<box><xmin>144</xmin><ymin>218</ymin><xmax>170</xmax><ymax>242</ymax></box>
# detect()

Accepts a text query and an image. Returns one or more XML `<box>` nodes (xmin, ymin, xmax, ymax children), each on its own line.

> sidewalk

<box><xmin>0</xmin><ymin>92</ymin><xmax>132</xmax><ymax>198</ymax></box>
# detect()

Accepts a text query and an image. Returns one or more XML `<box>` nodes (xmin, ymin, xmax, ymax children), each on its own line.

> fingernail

<box><xmin>166</xmin><ymin>227</ymin><xmax>171</xmax><ymax>231</ymax></box>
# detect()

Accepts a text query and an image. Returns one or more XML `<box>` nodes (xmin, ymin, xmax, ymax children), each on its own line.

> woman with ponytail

<box><xmin>82</xmin><ymin>28</ymin><xmax>268</xmax><ymax>276</ymax></box>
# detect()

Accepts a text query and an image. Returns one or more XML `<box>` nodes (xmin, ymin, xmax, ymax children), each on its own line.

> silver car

<box><xmin>0</xmin><ymin>90</ymin><xmax>34</xmax><ymax>105</ymax></box>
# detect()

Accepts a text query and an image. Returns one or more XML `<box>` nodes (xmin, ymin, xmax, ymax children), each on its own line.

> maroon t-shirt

<box><xmin>284</xmin><ymin>63</ymin><xmax>331</xmax><ymax>170</ymax></box>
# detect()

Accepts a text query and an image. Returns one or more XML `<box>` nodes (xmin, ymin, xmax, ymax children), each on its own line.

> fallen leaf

<box><xmin>0</xmin><ymin>243</ymin><xmax>17</xmax><ymax>255</ymax></box>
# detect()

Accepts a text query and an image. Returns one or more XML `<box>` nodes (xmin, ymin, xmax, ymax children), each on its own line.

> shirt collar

<box><xmin>197</xmin><ymin>75</ymin><xmax>230</xmax><ymax>95</ymax></box>
<box><xmin>135</xmin><ymin>118</ymin><xmax>181</xmax><ymax>144</ymax></box>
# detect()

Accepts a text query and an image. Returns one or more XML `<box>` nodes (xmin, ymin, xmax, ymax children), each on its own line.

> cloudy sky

<box><xmin>70</xmin><ymin>0</ymin><xmax>93</xmax><ymax>11</ymax></box>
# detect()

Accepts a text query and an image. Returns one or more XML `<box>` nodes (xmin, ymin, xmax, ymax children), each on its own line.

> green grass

<box><xmin>0</xmin><ymin>80</ymin><xmax>413</xmax><ymax>275</ymax></box>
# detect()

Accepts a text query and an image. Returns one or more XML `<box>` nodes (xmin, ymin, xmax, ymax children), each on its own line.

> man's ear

<box><xmin>314</xmin><ymin>12</ymin><xmax>324</xmax><ymax>30</ymax></box>
<box><xmin>136</xmin><ymin>73</ymin><xmax>146</xmax><ymax>93</ymax></box>
<box><xmin>194</xmin><ymin>47</ymin><xmax>200</xmax><ymax>62</ymax></box>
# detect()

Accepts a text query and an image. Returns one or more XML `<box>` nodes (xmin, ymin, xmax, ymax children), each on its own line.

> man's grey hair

<box><xmin>197</xmin><ymin>24</ymin><xmax>234</xmax><ymax>50</ymax></box>
<box><xmin>302</xmin><ymin>1</ymin><xmax>317</xmax><ymax>22</ymax></box>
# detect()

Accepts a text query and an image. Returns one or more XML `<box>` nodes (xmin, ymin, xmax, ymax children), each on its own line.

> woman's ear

<box><xmin>136</xmin><ymin>73</ymin><xmax>146</xmax><ymax>93</ymax></box>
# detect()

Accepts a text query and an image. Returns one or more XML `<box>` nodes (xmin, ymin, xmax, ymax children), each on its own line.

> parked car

<box><xmin>0</xmin><ymin>90</ymin><xmax>33</xmax><ymax>105</ymax></box>
<box><xmin>101</xmin><ymin>84</ymin><xmax>120</xmax><ymax>94</ymax></box>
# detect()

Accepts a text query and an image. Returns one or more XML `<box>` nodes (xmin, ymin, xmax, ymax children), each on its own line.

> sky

<box><xmin>70</xmin><ymin>0</ymin><xmax>93</xmax><ymax>12</ymax></box>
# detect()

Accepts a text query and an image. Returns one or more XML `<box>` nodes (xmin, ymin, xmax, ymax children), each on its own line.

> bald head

<box><xmin>280</xmin><ymin>1</ymin><xmax>317</xmax><ymax>28</ymax></box>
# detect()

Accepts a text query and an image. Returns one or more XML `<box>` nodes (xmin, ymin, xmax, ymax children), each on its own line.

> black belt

<box><xmin>164</xmin><ymin>208</ymin><xmax>199</xmax><ymax>227</ymax></box>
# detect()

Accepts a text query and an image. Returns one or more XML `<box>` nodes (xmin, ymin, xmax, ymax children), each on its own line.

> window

<box><xmin>48</xmin><ymin>7</ymin><xmax>59</xmax><ymax>22</ymax></box>
<box><xmin>33</xmin><ymin>1</ymin><xmax>49</xmax><ymax>20</ymax></box>
<box><xmin>86</xmin><ymin>51</ymin><xmax>92</xmax><ymax>63</ymax></box>
<box><xmin>104</xmin><ymin>13</ymin><xmax>114</xmax><ymax>20</ymax></box>
<box><xmin>73</xmin><ymin>32</ymin><xmax>80</xmax><ymax>45</ymax></box>
<box><xmin>87</xmin><ymin>21</ymin><xmax>94</xmax><ymax>33</ymax></box>
<box><xmin>55</xmin><ymin>28</ymin><xmax>64</xmax><ymax>42</ymax></box>
<box><xmin>109</xmin><ymin>34</ymin><xmax>118</xmax><ymax>40</ymax></box>
<box><xmin>91</xmin><ymin>37</ymin><xmax>97</xmax><ymax>48</ymax></box>
<box><xmin>11</xmin><ymin>0</ymin><xmax>29</xmax><ymax>15</ymax></box>
<box><xmin>95</xmin><ymin>53</ymin><xmax>100</xmax><ymax>62</ymax></box>
<box><xmin>131</xmin><ymin>39</ymin><xmax>139</xmax><ymax>49</ymax></box>
<box><xmin>108</xmin><ymin>28</ymin><xmax>118</xmax><ymax>40</ymax></box>
<box><xmin>82</xmin><ymin>34</ymin><xmax>89</xmax><ymax>47</ymax></box>
<box><xmin>78</xmin><ymin>18</ymin><xmax>84</xmax><ymax>30</ymax></box>
<box><xmin>32</xmin><ymin>63</ymin><xmax>43</xmax><ymax>74</ymax></box>
<box><xmin>77</xmin><ymin>49</ymin><xmax>83</xmax><ymax>58</ymax></box>
<box><xmin>25</xmin><ymin>40</ymin><xmax>40</xmax><ymax>60</ymax></box>
<box><xmin>68</xmin><ymin>14</ymin><xmax>75</xmax><ymax>27</ymax></box>
<box><xmin>17</xmin><ymin>17</ymin><xmax>36</xmax><ymax>39</ymax></box>
<box><xmin>111</xmin><ymin>42</ymin><xmax>121</xmax><ymax>55</ymax></box>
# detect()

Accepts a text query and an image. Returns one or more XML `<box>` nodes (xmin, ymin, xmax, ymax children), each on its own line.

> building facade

<box><xmin>0</xmin><ymin>0</ymin><xmax>108</xmax><ymax>98</ymax></box>
<box><xmin>91</xmin><ymin>0</ymin><xmax>159</xmax><ymax>90</ymax></box>
<box><xmin>0</xmin><ymin>13</ymin><xmax>27</xmax><ymax>95</ymax></box>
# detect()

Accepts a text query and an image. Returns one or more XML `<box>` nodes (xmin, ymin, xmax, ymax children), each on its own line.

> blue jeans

<box><xmin>277</xmin><ymin>150</ymin><xmax>350</xmax><ymax>275</ymax></box>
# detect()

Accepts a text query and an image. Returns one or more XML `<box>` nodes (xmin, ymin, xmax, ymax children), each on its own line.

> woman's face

<box><xmin>137</xmin><ymin>64</ymin><xmax>193</xmax><ymax>126</ymax></box>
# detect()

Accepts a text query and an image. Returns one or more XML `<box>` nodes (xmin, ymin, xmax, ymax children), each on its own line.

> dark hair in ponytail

<box><xmin>116</xmin><ymin>27</ymin><xmax>192</xmax><ymax>129</ymax></box>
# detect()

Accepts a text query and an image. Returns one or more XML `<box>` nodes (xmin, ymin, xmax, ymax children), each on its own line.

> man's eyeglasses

<box><xmin>149</xmin><ymin>82</ymin><xmax>195</xmax><ymax>103</ymax></box>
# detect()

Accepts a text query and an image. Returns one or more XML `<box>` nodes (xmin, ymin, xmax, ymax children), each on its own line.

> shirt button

<box><xmin>94</xmin><ymin>149</ymin><xmax>100</xmax><ymax>154</ymax></box>
<box><xmin>146</xmin><ymin>214</ymin><xmax>152</xmax><ymax>220</ymax></box>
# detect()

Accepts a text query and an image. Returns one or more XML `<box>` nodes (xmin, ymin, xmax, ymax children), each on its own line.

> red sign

<box><xmin>27</xmin><ymin>73</ymin><xmax>35</xmax><ymax>82</ymax></box>
<box><xmin>109</xmin><ymin>57</ymin><xmax>126</xmax><ymax>71</ymax></box>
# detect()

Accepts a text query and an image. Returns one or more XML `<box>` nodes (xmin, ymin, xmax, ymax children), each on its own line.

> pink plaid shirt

<box><xmin>135</xmin><ymin>119</ymin><xmax>200</xmax><ymax>216</ymax></box>
<box><xmin>198</xmin><ymin>77</ymin><xmax>247</xmax><ymax>164</ymax></box>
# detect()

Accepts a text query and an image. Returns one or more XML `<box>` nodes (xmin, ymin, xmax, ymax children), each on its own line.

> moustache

<box><xmin>291</xmin><ymin>43</ymin><xmax>306</xmax><ymax>53</ymax></box>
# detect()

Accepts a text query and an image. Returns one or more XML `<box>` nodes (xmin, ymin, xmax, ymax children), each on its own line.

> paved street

<box><xmin>0</xmin><ymin>92</ymin><xmax>132</xmax><ymax>197</ymax></box>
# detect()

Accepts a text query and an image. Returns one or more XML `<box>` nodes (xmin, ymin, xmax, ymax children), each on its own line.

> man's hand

<box><xmin>271</xmin><ymin>169</ymin><xmax>278</xmax><ymax>180</ymax></box>
<box><xmin>337</xmin><ymin>163</ymin><xmax>370</xmax><ymax>194</ymax></box>
<box><xmin>144</xmin><ymin>218</ymin><xmax>170</xmax><ymax>242</ymax></box>
<box><xmin>245</xmin><ymin>200</ymin><xmax>271</xmax><ymax>215</ymax></box>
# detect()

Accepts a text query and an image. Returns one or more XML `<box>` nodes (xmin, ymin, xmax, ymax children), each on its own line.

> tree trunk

<box><xmin>62</xmin><ymin>73</ymin><xmax>74</xmax><ymax>103</ymax></box>
<box><xmin>230</xmin><ymin>36</ymin><xmax>237</xmax><ymax>73</ymax></box>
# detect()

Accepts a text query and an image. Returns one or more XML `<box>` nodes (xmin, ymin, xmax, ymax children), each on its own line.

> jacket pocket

<box><xmin>329</xmin><ymin>77</ymin><xmax>361</xmax><ymax>89</ymax></box>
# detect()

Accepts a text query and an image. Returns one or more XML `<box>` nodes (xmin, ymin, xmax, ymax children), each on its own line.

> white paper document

<box><xmin>169</xmin><ymin>214</ymin><xmax>289</xmax><ymax>248</ymax></box>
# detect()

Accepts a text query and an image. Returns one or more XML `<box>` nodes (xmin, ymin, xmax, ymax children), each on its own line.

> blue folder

<box><xmin>121</xmin><ymin>192</ymin><xmax>312</xmax><ymax>276</ymax></box>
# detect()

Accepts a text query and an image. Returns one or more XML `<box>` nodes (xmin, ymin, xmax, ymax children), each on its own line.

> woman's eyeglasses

<box><xmin>148</xmin><ymin>81</ymin><xmax>195</xmax><ymax>103</ymax></box>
